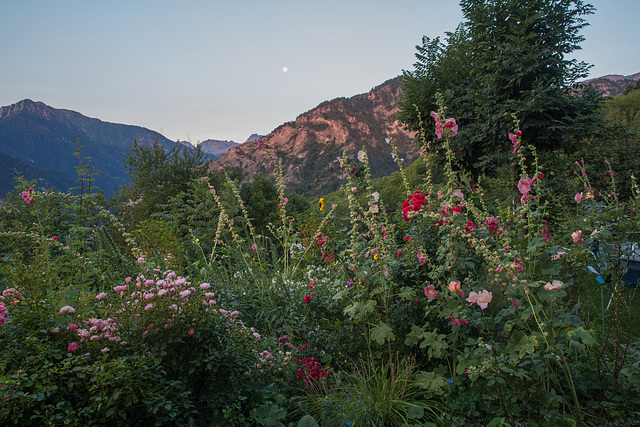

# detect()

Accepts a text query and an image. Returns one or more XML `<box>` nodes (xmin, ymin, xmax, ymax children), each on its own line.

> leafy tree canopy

<box><xmin>115</xmin><ymin>141</ymin><xmax>208</xmax><ymax>226</ymax></box>
<box><xmin>399</xmin><ymin>0</ymin><xmax>602</xmax><ymax>178</ymax></box>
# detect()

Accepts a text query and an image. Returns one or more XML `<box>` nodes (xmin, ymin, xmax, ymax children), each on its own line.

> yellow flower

<box><xmin>373</xmin><ymin>253</ymin><xmax>378</xmax><ymax>260</ymax></box>
<box><xmin>319</xmin><ymin>198</ymin><xmax>325</xmax><ymax>211</ymax></box>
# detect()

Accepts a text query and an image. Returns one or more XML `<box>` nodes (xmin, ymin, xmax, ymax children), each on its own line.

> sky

<box><xmin>1</xmin><ymin>0</ymin><xmax>638</xmax><ymax>145</ymax></box>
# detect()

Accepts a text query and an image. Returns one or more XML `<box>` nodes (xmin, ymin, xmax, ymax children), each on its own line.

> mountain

<box><xmin>197</xmin><ymin>139</ymin><xmax>242</xmax><ymax>159</ymax></box>
<box><xmin>212</xmin><ymin>77</ymin><xmax>419</xmax><ymax>197</ymax></box>
<box><xmin>0</xmin><ymin>99</ymin><xmax>184</xmax><ymax>196</ymax></box>
<box><xmin>581</xmin><ymin>72</ymin><xmax>640</xmax><ymax>97</ymax></box>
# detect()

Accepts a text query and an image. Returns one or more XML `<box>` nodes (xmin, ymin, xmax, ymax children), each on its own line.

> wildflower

<box><xmin>68</xmin><ymin>342</ymin><xmax>79</xmax><ymax>352</ymax></box>
<box><xmin>303</xmin><ymin>295</ymin><xmax>311</xmax><ymax>304</ymax></box>
<box><xmin>188</xmin><ymin>329</ymin><xmax>195</xmax><ymax>336</ymax></box>
<box><xmin>253</xmin><ymin>332</ymin><xmax>261</xmax><ymax>340</ymax></box>
<box><xmin>572</xmin><ymin>230</ymin><xmax>584</xmax><ymax>244</ymax></box>
<box><xmin>509</xmin><ymin>132</ymin><xmax>519</xmax><ymax>154</ymax></box>
<box><xmin>404</xmin><ymin>236</ymin><xmax>410</xmax><ymax>242</ymax></box>
<box><xmin>137</xmin><ymin>257</ymin><xmax>145</xmax><ymax>263</ymax></box>
<box><xmin>51</xmin><ymin>236</ymin><xmax>58</xmax><ymax>241</ymax></box>
<box><xmin>95</xmin><ymin>292</ymin><xmax>107</xmax><ymax>300</ymax></box>
<box><xmin>545</xmin><ymin>280</ymin><xmax>563</xmax><ymax>291</ymax></box>
<box><xmin>144</xmin><ymin>303</ymin><xmax>153</xmax><ymax>311</ymax></box>
<box><xmin>513</xmin><ymin>258</ymin><xmax>524</xmax><ymax>272</ymax></box>
<box><xmin>467</xmin><ymin>290</ymin><xmax>493</xmax><ymax>309</ymax></box>
<box><xmin>449</xmin><ymin>316</ymin><xmax>469</xmax><ymax>326</ymax></box>
<box><xmin>424</xmin><ymin>285</ymin><xmax>437</xmax><ymax>299</ymax></box>
<box><xmin>417</xmin><ymin>250</ymin><xmax>427</xmax><ymax>264</ymax></box>
<box><xmin>357</xmin><ymin>150</ymin><xmax>367</xmax><ymax>163</ymax></box>
<box><xmin>50</xmin><ymin>327</ymin><xmax>60</xmax><ymax>334</ymax></box>
<box><xmin>59</xmin><ymin>305</ymin><xmax>76</xmax><ymax>315</ymax></box>
<box><xmin>452</xmin><ymin>189</ymin><xmax>464</xmax><ymax>200</ymax></box>
<box><xmin>402</xmin><ymin>190</ymin><xmax>426</xmax><ymax>221</ymax></box>
<box><xmin>102</xmin><ymin>347</ymin><xmax>110</xmax><ymax>353</ymax></box>
<box><xmin>397</xmin><ymin>249</ymin><xmax>403</xmax><ymax>257</ymax></box>
<box><xmin>67</xmin><ymin>323</ymin><xmax>78</xmax><ymax>331</ymax></box>
<box><xmin>551</xmin><ymin>251</ymin><xmax>567</xmax><ymax>261</ymax></box>
<box><xmin>448</xmin><ymin>280</ymin><xmax>464</xmax><ymax>296</ymax></box>
<box><xmin>319</xmin><ymin>198</ymin><xmax>325</xmax><ymax>211</ymax></box>
<box><xmin>517</xmin><ymin>177</ymin><xmax>533</xmax><ymax>195</ymax></box>
<box><xmin>574</xmin><ymin>192</ymin><xmax>583</xmax><ymax>203</ymax></box>
<box><xmin>542</xmin><ymin>227</ymin><xmax>550</xmax><ymax>243</ymax></box>
<box><xmin>252</xmin><ymin>243</ymin><xmax>257</xmax><ymax>251</ymax></box>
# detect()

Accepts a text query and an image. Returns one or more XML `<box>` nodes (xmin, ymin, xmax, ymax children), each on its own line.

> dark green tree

<box><xmin>399</xmin><ymin>0</ymin><xmax>602</xmax><ymax>178</ymax></box>
<box><xmin>116</xmin><ymin>141</ymin><xmax>208</xmax><ymax>227</ymax></box>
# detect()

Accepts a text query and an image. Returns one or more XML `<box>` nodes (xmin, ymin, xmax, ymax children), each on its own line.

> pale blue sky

<box><xmin>1</xmin><ymin>1</ymin><xmax>638</xmax><ymax>144</ymax></box>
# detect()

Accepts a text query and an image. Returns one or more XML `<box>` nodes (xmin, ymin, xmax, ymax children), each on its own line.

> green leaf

<box><xmin>398</xmin><ymin>286</ymin><xmax>416</xmax><ymax>301</ymax></box>
<box><xmin>297</xmin><ymin>414</ymin><xmax>320</xmax><ymax>427</ymax></box>
<box><xmin>370</xmin><ymin>321</ymin><xmax>395</xmax><ymax>345</ymax></box>
<box><xmin>567</xmin><ymin>326</ymin><xmax>597</xmax><ymax>349</ymax></box>
<box><xmin>408</xmin><ymin>405</ymin><xmax>425</xmax><ymax>419</ymax></box>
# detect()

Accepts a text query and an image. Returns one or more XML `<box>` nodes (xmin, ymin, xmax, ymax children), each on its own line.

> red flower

<box><xmin>303</xmin><ymin>295</ymin><xmax>310</xmax><ymax>304</ymax></box>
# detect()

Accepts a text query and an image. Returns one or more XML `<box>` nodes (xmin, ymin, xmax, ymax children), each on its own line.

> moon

<box><xmin>282</xmin><ymin>66</ymin><xmax>288</xmax><ymax>73</ymax></box>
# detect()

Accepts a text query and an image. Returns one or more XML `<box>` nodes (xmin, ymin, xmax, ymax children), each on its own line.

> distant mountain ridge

<box><xmin>0</xmin><ymin>99</ymin><xmax>183</xmax><ymax>196</ymax></box>
<box><xmin>581</xmin><ymin>72</ymin><xmax>640</xmax><ymax>97</ymax></box>
<box><xmin>212</xmin><ymin>77</ymin><xmax>420</xmax><ymax>197</ymax></box>
<box><xmin>197</xmin><ymin>139</ymin><xmax>242</xmax><ymax>158</ymax></box>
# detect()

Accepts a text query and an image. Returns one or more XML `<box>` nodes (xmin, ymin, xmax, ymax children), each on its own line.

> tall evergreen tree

<box><xmin>399</xmin><ymin>0</ymin><xmax>602</xmax><ymax>177</ymax></box>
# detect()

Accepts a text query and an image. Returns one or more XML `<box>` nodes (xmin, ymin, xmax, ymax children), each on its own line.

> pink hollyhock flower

<box><xmin>67</xmin><ymin>342</ymin><xmax>79</xmax><ymax>352</ymax></box>
<box><xmin>424</xmin><ymin>285</ymin><xmax>437</xmax><ymax>299</ymax></box>
<box><xmin>542</xmin><ymin>227</ymin><xmax>550</xmax><ymax>243</ymax></box>
<box><xmin>476</xmin><ymin>290</ymin><xmax>493</xmax><ymax>309</ymax></box>
<box><xmin>137</xmin><ymin>257</ymin><xmax>145</xmax><ymax>263</ymax></box>
<box><xmin>67</xmin><ymin>323</ymin><xmax>78</xmax><ymax>331</ymax></box>
<box><xmin>449</xmin><ymin>316</ymin><xmax>469</xmax><ymax>326</ymax></box>
<box><xmin>50</xmin><ymin>327</ymin><xmax>60</xmax><ymax>334</ymax></box>
<box><xmin>572</xmin><ymin>230</ymin><xmax>584</xmax><ymax>244</ymax></box>
<box><xmin>144</xmin><ymin>303</ymin><xmax>153</xmax><ymax>311</ymax></box>
<box><xmin>452</xmin><ymin>189</ymin><xmax>464</xmax><ymax>200</ymax></box>
<box><xmin>517</xmin><ymin>177</ymin><xmax>533</xmax><ymax>194</ymax></box>
<box><xmin>188</xmin><ymin>329</ymin><xmax>195</xmax><ymax>336</ymax></box>
<box><xmin>513</xmin><ymin>258</ymin><xmax>524</xmax><ymax>272</ymax></box>
<box><xmin>253</xmin><ymin>332</ymin><xmax>261</xmax><ymax>340</ymax></box>
<box><xmin>303</xmin><ymin>295</ymin><xmax>310</xmax><ymax>304</ymax></box>
<box><xmin>200</xmin><ymin>283</ymin><xmax>211</xmax><ymax>289</ymax></box>
<box><xmin>397</xmin><ymin>249</ymin><xmax>403</xmax><ymax>257</ymax></box>
<box><xmin>252</xmin><ymin>243</ymin><xmax>257</xmax><ymax>251</ymax></box>
<box><xmin>417</xmin><ymin>250</ymin><xmax>427</xmax><ymax>264</ymax></box>
<box><xmin>574</xmin><ymin>192</ymin><xmax>583</xmax><ymax>203</ymax></box>
<box><xmin>545</xmin><ymin>280</ymin><xmax>563</xmax><ymax>291</ymax></box>
<box><xmin>357</xmin><ymin>150</ymin><xmax>367</xmax><ymax>163</ymax></box>
<box><xmin>308</xmin><ymin>281</ymin><xmax>316</xmax><ymax>288</ymax></box>
<box><xmin>230</xmin><ymin>311</ymin><xmax>239</xmax><ymax>317</ymax></box>
<box><xmin>444</xmin><ymin>118</ymin><xmax>458</xmax><ymax>137</ymax></box>
<box><xmin>95</xmin><ymin>292</ymin><xmax>107</xmax><ymax>300</ymax></box>
<box><xmin>101</xmin><ymin>347</ymin><xmax>110</xmax><ymax>353</ymax></box>
<box><xmin>51</xmin><ymin>236</ymin><xmax>58</xmax><ymax>241</ymax></box>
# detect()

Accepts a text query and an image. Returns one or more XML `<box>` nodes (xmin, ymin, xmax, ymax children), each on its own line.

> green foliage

<box><xmin>116</xmin><ymin>141</ymin><xmax>209</xmax><ymax>227</ymax></box>
<box><xmin>400</xmin><ymin>0</ymin><xmax>602</xmax><ymax>178</ymax></box>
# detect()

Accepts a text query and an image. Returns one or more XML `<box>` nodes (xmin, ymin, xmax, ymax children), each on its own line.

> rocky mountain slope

<box><xmin>582</xmin><ymin>72</ymin><xmax>640</xmax><ymax>97</ymax></box>
<box><xmin>212</xmin><ymin>77</ymin><xmax>419</xmax><ymax>197</ymax></box>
